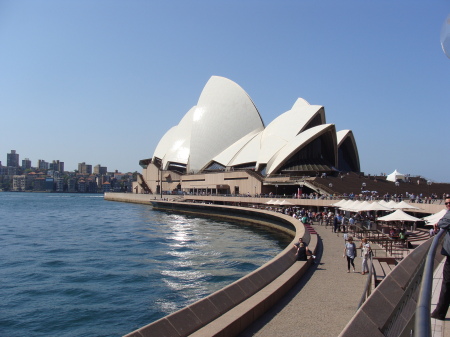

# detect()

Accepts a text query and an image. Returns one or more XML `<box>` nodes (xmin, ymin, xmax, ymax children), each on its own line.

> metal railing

<box><xmin>414</xmin><ymin>229</ymin><xmax>445</xmax><ymax>336</ymax></box>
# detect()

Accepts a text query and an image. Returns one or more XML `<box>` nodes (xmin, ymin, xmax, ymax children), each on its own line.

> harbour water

<box><xmin>0</xmin><ymin>192</ymin><xmax>291</xmax><ymax>337</ymax></box>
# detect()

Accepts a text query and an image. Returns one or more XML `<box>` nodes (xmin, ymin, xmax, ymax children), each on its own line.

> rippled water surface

<box><xmin>0</xmin><ymin>193</ymin><xmax>291</xmax><ymax>337</ymax></box>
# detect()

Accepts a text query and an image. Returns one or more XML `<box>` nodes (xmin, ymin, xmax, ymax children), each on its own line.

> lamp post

<box><xmin>254</xmin><ymin>185</ymin><xmax>256</xmax><ymax>197</ymax></box>
<box><xmin>395</xmin><ymin>181</ymin><xmax>399</xmax><ymax>199</ymax></box>
<box><xmin>427</xmin><ymin>180</ymin><xmax>432</xmax><ymax>198</ymax></box>
<box><xmin>275</xmin><ymin>184</ymin><xmax>278</xmax><ymax>197</ymax></box>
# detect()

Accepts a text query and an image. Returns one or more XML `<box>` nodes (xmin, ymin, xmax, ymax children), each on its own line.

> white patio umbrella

<box><xmin>378</xmin><ymin>200</ymin><xmax>390</xmax><ymax>207</ymax></box>
<box><xmin>273</xmin><ymin>200</ymin><xmax>282</xmax><ymax>205</ymax></box>
<box><xmin>340</xmin><ymin>200</ymin><xmax>362</xmax><ymax>211</ymax></box>
<box><xmin>377</xmin><ymin>209</ymin><xmax>421</xmax><ymax>222</ymax></box>
<box><xmin>392</xmin><ymin>200</ymin><xmax>421</xmax><ymax>210</ymax></box>
<box><xmin>350</xmin><ymin>201</ymin><xmax>372</xmax><ymax>211</ymax></box>
<box><xmin>423</xmin><ymin>209</ymin><xmax>447</xmax><ymax>225</ymax></box>
<box><xmin>338</xmin><ymin>200</ymin><xmax>355</xmax><ymax>209</ymax></box>
<box><xmin>280</xmin><ymin>200</ymin><xmax>293</xmax><ymax>205</ymax></box>
<box><xmin>360</xmin><ymin>201</ymin><xmax>393</xmax><ymax>212</ymax></box>
<box><xmin>331</xmin><ymin>199</ymin><xmax>348</xmax><ymax>207</ymax></box>
<box><xmin>385</xmin><ymin>200</ymin><xmax>399</xmax><ymax>208</ymax></box>
<box><xmin>265</xmin><ymin>199</ymin><xmax>276</xmax><ymax>205</ymax></box>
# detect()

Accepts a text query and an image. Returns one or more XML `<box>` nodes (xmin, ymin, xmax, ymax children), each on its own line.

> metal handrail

<box><xmin>414</xmin><ymin>229</ymin><xmax>445</xmax><ymax>336</ymax></box>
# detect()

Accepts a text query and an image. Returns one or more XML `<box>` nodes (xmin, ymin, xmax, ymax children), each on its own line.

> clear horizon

<box><xmin>1</xmin><ymin>1</ymin><xmax>449</xmax><ymax>182</ymax></box>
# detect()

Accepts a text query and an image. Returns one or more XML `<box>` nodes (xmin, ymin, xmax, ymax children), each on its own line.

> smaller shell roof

<box><xmin>212</xmin><ymin>131</ymin><xmax>261</xmax><ymax>167</ymax></box>
<box><xmin>257</xmin><ymin>100</ymin><xmax>325</xmax><ymax>166</ymax></box>
<box><xmin>266</xmin><ymin>124</ymin><xmax>336</xmax><ymax>174</ymax></box>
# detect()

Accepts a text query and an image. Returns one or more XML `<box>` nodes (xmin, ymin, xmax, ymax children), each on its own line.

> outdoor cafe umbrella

<box><xmin>331</xmin><ymin>199</ymin><xmax>348</xmax><ymax>207</ymax></box>
<box><xmin>423</xmin><ymin>208</ymin><xmax>447</xmax><ymax>226</ymax></box>
<box><xmin>340</xmin><ymin>200</ymin><xmax>362</xmax><ymax>211</ymax></box>
<box><xmin>391</xmin><ymin>200</ymin><xmax>421</xmax><ymax>210</ymax></box>
<box><xmin>265</xmin><ymin>199</ymin><xmax>276</xmax><ymax>205</ymax></box>
<box><xmin>359</xmin><ymin>201</ymin><xmax>393</xmax><ymax>212</ymax></box>
<box><xmin>280</xmin><ymin>200</ymin><xmax>293</xmax><ymax>205</ymax></box>
<box><xmin>376</xmin><ymin>209</ymin><xmax>421</xmax><ymax>222</ymax></box>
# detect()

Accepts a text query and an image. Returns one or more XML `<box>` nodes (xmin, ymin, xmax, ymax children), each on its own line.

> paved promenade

<box><xmin>240</xmin><ymin>223</ymin><xmax>369</xmax><ymax>337</ymax></box>
<box><xmin>432</xmin><ymin>258</ymin><xmax>450</xmax><ymax>337</ymax></box>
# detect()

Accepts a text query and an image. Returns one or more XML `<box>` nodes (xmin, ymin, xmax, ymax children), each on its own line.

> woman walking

<box><xmin>360</xmin><ymin>238</ymin><xmax>372</xmax><ymax>275</ymax></box>
<box><xmin>343</xmin><ymin>236</ymin><xmax>357</xmax><ymax>273</ymax></box>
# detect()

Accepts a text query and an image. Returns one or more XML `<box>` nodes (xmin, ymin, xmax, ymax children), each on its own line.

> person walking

<box><xmin>360</xmin><ymin>238</ymin><xmax>372</xmax><ymax>275</ymax></box>
<box><xmin>343</xmin><ymin>236</ymin><xmax>357</xmax><ymax>273</ymax></box>
<box><xmin>431</xmin><ymin>195</ymin><xmax>450</xmax><ymax>320</ymax></box>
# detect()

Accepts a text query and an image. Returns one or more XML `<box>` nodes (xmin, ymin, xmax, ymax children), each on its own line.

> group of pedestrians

<box><xmin>343</xmin><ymin>237</ymin><xmax>372</xmax><ymax>274</ymax></box>
<box><xmin>293</xmin><ymin>235</ymin><xmax>372</xmax><ymax>274</ymax></box>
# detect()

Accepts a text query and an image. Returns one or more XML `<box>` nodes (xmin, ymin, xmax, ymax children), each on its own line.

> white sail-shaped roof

<box><xmin>256</xmin><ymin>99</ymin><xmax>325</xmax><ymax>168</ymax></box>
<box><xmin>212</xmin><ymin>130</ymin><xmax>261</xmax><ymax>167</ymax></box>
<box><xmin>266</xmin><ymin>124</ymin><xmax>337</xmax><ymax>174</ymax></box>
<box><xmin>188</xmin><ymin>76</ymin><xmax>264</xmax><ymax>172</ymax></box>
<box><xmin>160</xmin><ymin>106</ymin><xmax>196</xmax><ymax>168</ymax></box>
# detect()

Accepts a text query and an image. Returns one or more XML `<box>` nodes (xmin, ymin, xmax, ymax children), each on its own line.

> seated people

<box><xmin>294</xmin><ymin>238</ymin><xmax>316</xmax><ymax>262</ymax></box>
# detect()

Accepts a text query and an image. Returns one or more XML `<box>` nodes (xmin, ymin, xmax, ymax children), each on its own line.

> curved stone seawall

<box><xmin>104</xmin><ymin>193</ymin><xmax>317</xmax><ymax>337</ymax></box>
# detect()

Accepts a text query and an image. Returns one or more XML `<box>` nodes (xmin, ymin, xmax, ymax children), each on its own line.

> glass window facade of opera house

<box><xmin>134</xmin><ymin>76</ymin><xmax>360</xmax><ymax>196</ymax></box>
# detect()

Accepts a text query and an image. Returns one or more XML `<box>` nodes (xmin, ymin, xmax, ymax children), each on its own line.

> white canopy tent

<box><xmin>377</xmin><ymin>209</ymin><xmax>421</xmax><ymax>222</ymax></box>
<box><xmin>361</xmin><ymin>201</ymin><xmax>393</xmax><ymax>211</ymax></box>
<box><xmin>392</xmin><ymin>201</ymin><xmax>421</xmax><ymax>210</ymax></box>
<box><xmin>423</xmin><ymin>209</ymin><xmax>447</xmax><ymax>225</ymax></box>
<box><xmin>386</xmin><ymin>169</ymin><xmax>406</xmax><ymax>182</ymax></box>
<box><xmin>340</xmin><ymin>200</ymin><xmax>362</xmax><ymax>211</ymax></box>
<box><xmin>331</xmin><ymin>199</ymin><xmax>348</xmax><ymax>207</ymax></box>
<box><xmin>280</xmin><ymin>200</ymin><xmax>293</xmax><ymax>205</ymax></box>
<box><xmin>350</xmin><ymin>201</ymin><xmax>372</xmax><ymax>211</ymax></box>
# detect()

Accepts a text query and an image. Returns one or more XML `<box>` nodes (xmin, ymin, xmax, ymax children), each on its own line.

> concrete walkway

<box><xmin>432</xmin><ymin>258</ymin><xmax>450</xmax><ymax>337</ymax></box>
<box><xmin>240</xmin><ymin>223</ymin><xmax>370</xmax><ymax>337</ymax></box>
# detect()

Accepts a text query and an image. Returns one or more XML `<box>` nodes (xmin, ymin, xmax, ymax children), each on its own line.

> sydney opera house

<box><xmin>134</xmin><ymin>76</ymin><xmax>360</xmax><ymax>196</ymax></box>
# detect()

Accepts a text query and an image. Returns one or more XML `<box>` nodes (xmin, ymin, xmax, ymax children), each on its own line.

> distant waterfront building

<box><xmin>0</xmin><ymin>166</ymin><xmax>17</xmax><ymax>175</ymax></box>
<box><xmin>55</xmin><ymin>177</ymin><xmax>64</xmax><ymax>192</ymax></box>
<box><xmin>67</xmin><ymin>178</ymin><xmax>77</xmax><ymax>192</ymax></box>
<box><xmin>45</xmin><ymin>177</ymin><xmax>54</xmax><ymax>191</ymax></box>
<box><xmin>22</xmin><ymin>158</ymin><xmax>31</xmax><ymax>170</ymax></box>
<box><xmin>135</xmin><ymin>76</ymin><xmax>360</xmax><ymax>196</ymax></box>
<box><xmin>94</xmin><ymin>164</ymin><xmax>107</xmax><ymax>175</ymax></box>
<box><xmin>12</xmin><ymin>175</ymin><xmax>26</xmax><ymax>191</ymax></box>
<box><xmin>38</xmin><ymin>159</ymin><xmax>49</xmax><ymax>170</ymax></box>
<box><xmin>50</xmin><ymin>160</ymin><xmax>64</xmax><ymax>172</ymax></box>
<box><xmin>78</xmin><ymin>179</ymin><xmax>86</xmax><ymax>193</ymax></box>
<box><xmin>78</xmin><ymin>162</ymin><xmax>92</xmax><ymax>175</ymax></box>
<box><xmin>34</xmin><ymin>177</ymin><xmax>46</xmax><ymax>191</ymax></box>
<box><xmin>7</xmin><ymin>150</ymin><xmax>19</xmax><ymax>168</ymax></box>
<box><xmin>102</xmin><ymin>181</ymin><xmax>111</xmax><ymax>192</ymax></box>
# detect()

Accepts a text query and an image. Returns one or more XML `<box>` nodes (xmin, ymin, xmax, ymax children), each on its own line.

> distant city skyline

<box><xmin>1</xmin><ymin>2</ymin><xmax>449</xmax><ymax>182</ymax></box>
<box><xmin>0</xmin><ymin>149</ymin><xmax>134</xmax><ymax>173</ymax></box>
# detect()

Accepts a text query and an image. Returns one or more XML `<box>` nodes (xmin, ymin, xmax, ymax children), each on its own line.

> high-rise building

<box><xmin>94</xmin><ymin>164</ymin><xmax>107</xmax><ymax>175</ymax></box>
<box><xmin>50</xmin><ymin>160</ymin><xmax>64</xmax><ymax>172</ymax></box>
<box><xmin>7</xmin><ymin>150</ymin><xmax>19</xmax><ymax>167</ymax></box>
<box><xmin>38</xmin><ymin>160</ymin><xmax>49</xmax><ymax>170</ymax></box>
<box><xmin>78</xmin><ymin>162</ymin><xmax>92</xmax><ymax>175</ymax></box>
<box><xmin>22</xmin><ymin>158</ymin><xmax>32</xmax><ymax>170</ymax></box>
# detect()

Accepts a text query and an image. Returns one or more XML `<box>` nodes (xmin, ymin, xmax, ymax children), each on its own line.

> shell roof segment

<box><xmin>188</xmin><ymin>76</ymin><xmax>264</xmax><ymax>172</ymax></box>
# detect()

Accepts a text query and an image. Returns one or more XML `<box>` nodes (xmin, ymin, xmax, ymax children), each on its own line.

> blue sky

<box><xmin>0</xmin><ymin>1</ymin><xmax>449</xmax><ymax>182</ymax></box>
